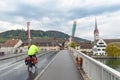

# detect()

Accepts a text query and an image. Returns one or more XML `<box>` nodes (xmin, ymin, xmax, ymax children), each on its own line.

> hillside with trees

<box><xmin>0</xmin><ymin>29</ymin><xmax>90</xmax><ymax>43</ymax></box>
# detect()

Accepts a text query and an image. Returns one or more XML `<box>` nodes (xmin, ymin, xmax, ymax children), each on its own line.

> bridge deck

<box><xmin>39</xmin><ymin>50</ymin><xmax>83</xmax><ymax>80</ymax></box>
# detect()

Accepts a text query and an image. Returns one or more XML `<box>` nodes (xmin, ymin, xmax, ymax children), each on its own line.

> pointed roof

<box><xmin>76</xmin><ymin>42</ymin><xmax>92</xmax><ymax>49</ymax></box>
<box><xmin>94</xmin><ymin>17</ymin><xmax>99</xmax><ymax>34</ymax></box>
<box><xmin>3</xmin><ymin>39</ymin><xmax>19</xmax><ymax>47</ymax></box>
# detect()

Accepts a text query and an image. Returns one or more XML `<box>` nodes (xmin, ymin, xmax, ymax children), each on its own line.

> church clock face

<box><xmin>95</xmin><ymin>33</ymin><xmax>99</xmax><ymax>40</ymax></box>
<box><xmin>95</xmin><ymin>33</ymin><xmax>98</xmax><ymax>36</ymax></box>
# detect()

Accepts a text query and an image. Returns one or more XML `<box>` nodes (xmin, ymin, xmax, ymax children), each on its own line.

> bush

<box><xmin>70</xmin><ymin>42</ymin><xmax>76</xmax><ymax>49</ymax></box>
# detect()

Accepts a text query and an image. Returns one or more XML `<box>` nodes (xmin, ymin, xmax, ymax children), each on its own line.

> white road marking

<box><xmin>0</xmin><ymin>60</ymin><xmax>23</xmax><ymax>72</ymax></box>
<box><xmin>0</xmin><ymin>61</ymin><xmax>24</xmax><ymax>77</ymax></box>
<box><xmin>34</xmin><ymin>52</ymin><xmax>59</xmax><ymax>80</ymax></box>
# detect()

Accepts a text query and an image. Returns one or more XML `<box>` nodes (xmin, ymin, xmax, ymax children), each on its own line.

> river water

<box><xmin>96</xmin><ymin>59</ymin><xmax>120</xmax><ymax>72</ymax></box>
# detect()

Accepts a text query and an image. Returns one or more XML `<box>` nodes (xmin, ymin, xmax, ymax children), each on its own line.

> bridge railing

<box><xmin>71</xmin><ymin>48</ymin><xmax>120</xmax><ymax>80</ymax></box>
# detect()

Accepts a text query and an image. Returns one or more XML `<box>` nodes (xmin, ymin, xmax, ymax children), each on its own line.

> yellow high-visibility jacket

<box><xmin>28</xmin><ymin>44</ymin><xmax>39</xmax><ymax>56</ymax></box>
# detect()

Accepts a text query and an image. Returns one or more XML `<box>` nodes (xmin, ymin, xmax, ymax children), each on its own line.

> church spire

<box><xmin>94</xmin><ymin>17</ymin><xmax>99</xmax><ymax>34</ymax></box>
<box><xmin>94</xmin><ymin>17</ymin><xmax>99</xmax><ymax>41</ymax></box>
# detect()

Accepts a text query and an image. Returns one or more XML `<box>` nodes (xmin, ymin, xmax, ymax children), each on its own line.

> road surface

<box><xmin>0</xmin><ymin>51</ymin><xmax>58</xmax><ymax>80</ymax></box>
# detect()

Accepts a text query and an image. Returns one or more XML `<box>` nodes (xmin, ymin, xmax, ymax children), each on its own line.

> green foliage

<box><xmin>0</xmin><ymin>29</ymin><xmax>89</xmax><ymax>42</ymax></box>
<box><xmin>105</xmin><ymin>44</ymin><xmax>120</xmax><ymax>58</ymax></box>
<box><xmin>0</xmin><ymin>38</ymin><xmax>7</xmax><ymax>43</ymax></box>
<box><xmin>70</xmin><ymin>42</ymin><xmax>77</xmax><ymax>49</ymax></box>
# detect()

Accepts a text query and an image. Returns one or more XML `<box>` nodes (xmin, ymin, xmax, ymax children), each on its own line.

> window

<box><xmin>102</xmin><ymin>49</ymin><xmax>105</xmax><ymax>51</ymax></box>
<box><xmin>102</xmin><ymin>45</ymin><xmax>106</xmax><ymax>47</ymax></box>
<box><xmin>99</xmin><ymin>43</ymin><xmax>104</xmax><ymax>44</ymax></box>
<box><xmin>98</xmin><ymin>49</ymin><xmax>100</xmax><ymax>51</ymax></box>
<box><xmin>97</xmin><ymin>45</ymin><xmax>99</xmax><ymax>47</ymax></box>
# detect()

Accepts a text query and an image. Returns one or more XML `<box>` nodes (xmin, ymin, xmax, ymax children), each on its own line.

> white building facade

<box><xmin>93</xmin><ymin>39</ymin><xmax>107</xmax><ymax>55</ymax></box>
<box><xmin>0</xmin><ymin>39</ymin><xmax>23</xmax><ymax>54</ymax></box>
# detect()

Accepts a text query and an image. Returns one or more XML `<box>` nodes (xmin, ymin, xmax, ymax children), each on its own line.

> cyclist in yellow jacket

<box><xmin>28</xmin><ymin>44</ymin><xmax>39</xmax><ymax>56</ymax></box>
<box><xmin>27</xmin><ymin>44</ymin><xmax>39</xmax><ymax>65</ymax></box>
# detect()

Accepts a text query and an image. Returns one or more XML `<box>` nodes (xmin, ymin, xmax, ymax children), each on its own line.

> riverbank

<box><xmin>91</xmin><ymin>56</ymin><xmax>120</xmax><ymax>59</ymax></box>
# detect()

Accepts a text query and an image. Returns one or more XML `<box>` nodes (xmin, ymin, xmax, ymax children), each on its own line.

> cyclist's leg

<box><xmin>33</xmin><ymin>54</ymin><xmax>36</xmax><ymax>57</ymax></box>
<box><xmin>29</xmin><ymin>55</ymin><xmax>33</xmax><ymax>64</ymax></box>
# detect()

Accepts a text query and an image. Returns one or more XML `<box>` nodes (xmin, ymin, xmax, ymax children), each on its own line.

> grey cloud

<box><xmin>68</xmin><ymin>4</ymin><xmax>120</xmax><ymax>20</ymax></box>
<box><xmin>0</xmin><ymin>3</ymin><xmax>64</xmax><ymax>23</ymax></box>
<box><xmin>0</xmin><ymin>0</ymin><xmax>120</xmax><ymax>33</ymax></box>
<box><xmin>1</xmin><ymin>1</ymin><xmax>120</xmax><ymax>22</ymax></box>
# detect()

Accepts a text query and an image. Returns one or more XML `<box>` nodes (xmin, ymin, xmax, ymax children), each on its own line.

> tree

<box><xmin>105</xmin><ymin>44</ymin><xmax>120</xmax><ymax>58</ymax></box>
<box><xmin>70</xmin><ymin>42</ymin><xmax>77</xmax><ymax>49</ymax></box>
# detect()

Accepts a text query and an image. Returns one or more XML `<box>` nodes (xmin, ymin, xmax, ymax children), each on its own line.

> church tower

<box><xmin>94</xmin><ymin>17</ymin><xmax>99</xmax><ymax>41</ymax></box>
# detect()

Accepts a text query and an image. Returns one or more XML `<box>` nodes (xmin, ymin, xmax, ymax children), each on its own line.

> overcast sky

<box><xmin>0</xmin><ymin>0</ymin><xmax>120</xmax><ymax>41</ymax></box>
